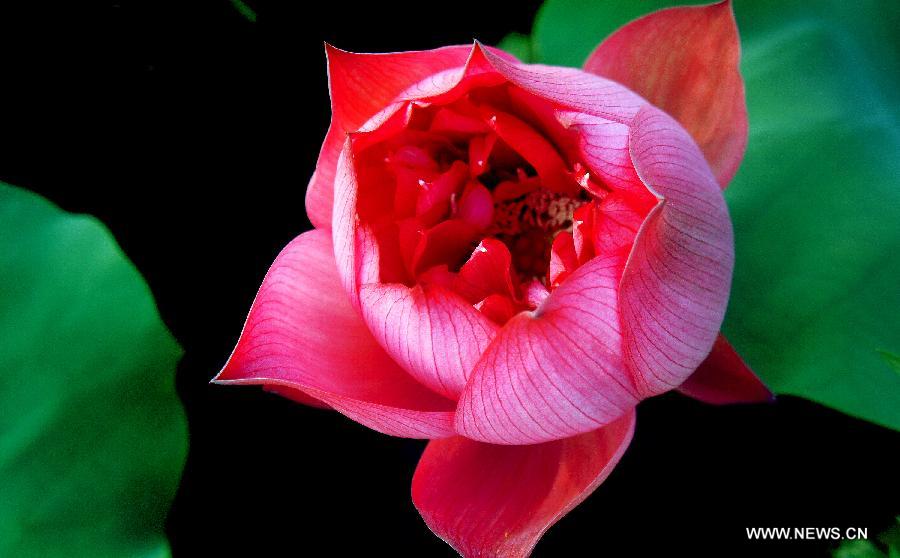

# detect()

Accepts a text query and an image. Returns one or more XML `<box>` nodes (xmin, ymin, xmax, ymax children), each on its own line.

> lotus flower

<box><xmin>215</xmin><ymin>1</ymin><xmax>772</xmax><ymax>555</ymax></box>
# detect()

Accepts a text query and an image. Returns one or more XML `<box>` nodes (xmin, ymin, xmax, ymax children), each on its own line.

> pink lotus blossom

<box><xmin>215</xmin><ymin>2</ymin><xmax>771</xmax><ymax>555</ymax></box>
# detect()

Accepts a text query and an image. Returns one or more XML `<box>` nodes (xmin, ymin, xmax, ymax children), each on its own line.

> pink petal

<box><xmin>306</xmin><ymin>44</ymin><xmax>478</xmax><ymax>228</ymax></box>
<box><xmin>333</xmin><ymin>139</ymin><xmax>383</xmax><ymax>304</ymax></box>
<box><xmin>306</xmin><ymin>127</ymin><xmax>345</xmax><ymax>229</ymax></box>
<box><xmin>524</xmin><ymin>280</ymin><xmax>550</xmax><ymax>308</ymax></box>
<box><xmin>413</xmin><ymin>410</ymin><xmax>635</xmax><ymax>558</ymax></box>
<box><xmin>453</xmin><ymin>238</ymin><xmax>517</xmax><ymax>304</ymax></box>
<box><xmin>678</xmin><ymin>334</ymin><xmax>774</xmax><ymax>404</ymax></box>
<box><xmin>621</xmin><ymin>106</ymin><xmax>734</xmax><ymax>398</ymax></box>
<box><xmin>214</xmin><ymin>229</ymin><xmax>456</xmax><ymax>438</ymax></box>
<box><xmin>584</xmin><ymin>0</ymin><xmax>747</xmax><ymax>187</ymax></box>
<box><xmin>455</xmin><ymin>253</ymin><xmax>639</xmax><ymax>445</ymax></box>
<box><xmin>592</xmin><ymin>192</ymin><xmax>650</xmax><ymax>256</ymax></box>
<box><xmin>359</xmin><ymin>282</ymin><xmax>499</xmax><ymax>400</ymax></box>
<box><xmin>473</xmin><ymin>43</ymin><xmax>646</xmax><ymax>125</ymax></box>
<box><xmin>556</xmin><ymin>110</ymin><xmax>647</xmax><ymax>195</ymax></box>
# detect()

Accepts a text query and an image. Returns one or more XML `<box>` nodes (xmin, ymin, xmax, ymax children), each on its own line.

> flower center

<box><xmin>489</xmin><ymin>186</ymin><xmax>588</xmax><ymax>280</ymax></box>
<box><xmin>351</xmin><ymin>85</ymin><xmax>616</xmax><ymax>322</ymax></box>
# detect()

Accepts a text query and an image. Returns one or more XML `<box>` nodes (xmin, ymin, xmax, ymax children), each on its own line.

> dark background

<box><xmin>1</xmin><ymin>1</ymin><xmax>897</xmax><ymax>556</ymax></box>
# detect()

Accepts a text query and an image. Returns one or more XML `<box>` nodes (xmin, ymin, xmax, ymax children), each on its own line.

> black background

<box><xmin>1</xmin><ymin>1</ymin><xmax>897</xmax><ymax>556</ymax></box>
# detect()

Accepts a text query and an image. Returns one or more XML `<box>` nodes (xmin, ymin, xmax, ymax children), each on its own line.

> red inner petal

<box><xmin>481</xmin><ymin>107</ymin><xmax>580</xmax><ymax>196</ymax></box>
<box><xmin>416</xmin><ymin>160</ymin><xmax>468</xmax><ymax>226</ymax></box>
<box><xmin>454</xmin><ymin>238</ymin><xmax>518</xmax><ymax>304</ymax></box>
<box><xmin>457</xmin><ymin>181</ymin><xmax>494</xmax><ymax>230</ymax></box>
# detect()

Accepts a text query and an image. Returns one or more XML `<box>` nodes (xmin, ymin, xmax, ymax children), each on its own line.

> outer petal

<box><xmin>555</xmin><ymin>110</ymin><xmax>646</xmax><ymax>196</ymax></box>
<box><xmin>306</xmin><ymin>45</ymin><xmax>479</xmax><ymax>228</ymax></box>
<box><xmin>677</xmin><ymin>334</ymin><xmax>774</xmax><ymax>404</ymax></box>
<box><xmin>584</xmin><ymin>0</ymin><xmax>747</xmax><ymax>187</ymax></box>
<box><xmin>413</xmin><ymin>411</ymin><xmax>635</xmax><ymax>558</ymax></box>
<box><xmin>455</xmin><ymin>253</ymin><xmax>639</xmax><ymax>445</ymax></box>
<box><xmin>332</xmin><ymin>139</ymin><xmax>379</xmax><ymax>305</ymax></box>
<box><xmin>359</xmin><ymin>282</ymin><xmax>498</xmax><ymax>401</ymax></box>
<box><xmin>474</xmin><ymin>44</ymin><xmax>645</xmax><ymax>125</ymax></box>
<box><xmin>214</xmin><ymin>229</ymin><xmax>457</xmax><ymax>439</ymax></box>
<box><xmin>621</xmin><ymin>106</ymin><xmax>734</xmax><ymax>398</ymax></box>
<box><xmin>306</xmin><ymin>127</ymin><xmax>345</xmax><ymax>230</ymax></box>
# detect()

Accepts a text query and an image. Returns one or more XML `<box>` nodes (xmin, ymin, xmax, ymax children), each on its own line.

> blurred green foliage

<box><xmin>834</xmin><ymin>516</ymin><xmax>900</xmax><ymax>558</ymax></box>
<box><xmin>0</xmin><ymin>184</ymin><xmax>186</xmax><ymax>557</ymax></box>
<box><xmin>228</xmin><ymin>0</ymin><xmax>257</xmax><ymax>23</ymax></box>
<box><xmin>505</xmin><ymin>0</ymin><xmax>900</xmax><ymax>430</ymax></box>
<box><xmin>498</xmin><ymin>32</ymin><xmax>534</xmax><ymax>63</ymax></box>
